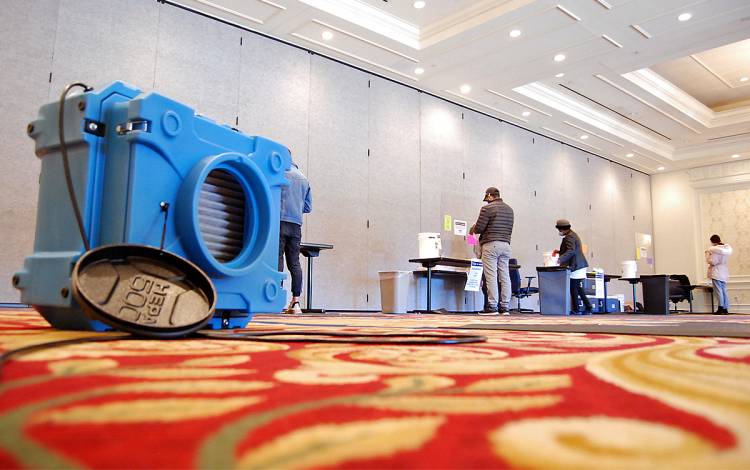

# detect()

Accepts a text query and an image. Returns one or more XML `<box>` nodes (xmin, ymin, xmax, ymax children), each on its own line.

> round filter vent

<box><xmin>198</xmin><ymin>169</ymin><xmax>246</xmax><ymax>263</ymax></box>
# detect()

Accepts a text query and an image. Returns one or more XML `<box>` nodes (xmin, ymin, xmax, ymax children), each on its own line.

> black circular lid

<box><xmin>71</xmin><ymin>244</ymin><xmax>217</xmax><ymax>338</ymax></box>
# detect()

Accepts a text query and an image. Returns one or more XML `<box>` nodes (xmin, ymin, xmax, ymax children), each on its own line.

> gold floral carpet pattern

<box><xmin>1</xmin><ymin>309</ymin><xmax>750</xmax><ymax>469</ymax></box>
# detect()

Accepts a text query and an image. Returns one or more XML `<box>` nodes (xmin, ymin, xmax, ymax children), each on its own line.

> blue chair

<box><xmin>510</xmin><ymin>258</ymin><xmax>538</xmax><ymax>312</ymax></box>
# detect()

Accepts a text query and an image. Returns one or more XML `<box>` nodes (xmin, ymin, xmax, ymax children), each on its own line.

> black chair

<box><xmin>669</xmin><ymin>274</ymin><xmax>695</xmax><ymax>313</ymax></box>
<box><xmin>510</xmin><ymin>258</ymin><xmax>538</xmax><ymax>312</ymax></box>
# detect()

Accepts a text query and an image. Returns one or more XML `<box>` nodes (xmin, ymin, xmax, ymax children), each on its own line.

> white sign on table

<box><xmin>464</xmin><ymin>258</ymin><xmax>483</xmax><ymax>291</ymax></box>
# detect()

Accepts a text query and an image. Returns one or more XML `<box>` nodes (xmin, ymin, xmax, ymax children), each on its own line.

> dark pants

<box><xmin>571</xmin><ymin>279</ymin><xmax>592</xmax><ymax>312</ymax></box>
<box><xmin>278</xmin><ymin>221</ymin><xmax>303</xmax><ymax>297</ymax></box>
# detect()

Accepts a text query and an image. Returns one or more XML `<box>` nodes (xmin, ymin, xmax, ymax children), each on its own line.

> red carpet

<box><xmin>1</xmin><ymin>309</ymin><xmax>749</xmax><ymax>468</ymax></box>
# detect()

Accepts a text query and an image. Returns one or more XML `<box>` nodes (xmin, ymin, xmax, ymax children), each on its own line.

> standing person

<box><xmin>706</xmin><ymin>234</ymin><xmax>733</xmax><ymax>314</ymax></box>
<box><xmin>553</xmin><ymin>219</ymin><xmax>592</xmax><ymax>315</ymax></box>
<box><xmin>279</xmin><ymin>161</ymin><xmax>312</xmax><ymax>314</ymax></box>
<box><xmin>471</xmin><ymin>187</ymin><xmax>514</xmax><ymax>315</ymax></box>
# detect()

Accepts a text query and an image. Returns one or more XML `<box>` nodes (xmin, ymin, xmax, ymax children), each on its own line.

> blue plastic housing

<box><xmin>14</xmin><ymin>81</ymin><xmax>290</xmax><ymax>330</ymax></box>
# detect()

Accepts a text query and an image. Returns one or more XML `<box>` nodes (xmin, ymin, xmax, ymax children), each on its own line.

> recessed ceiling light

<box><xmin>580</xmin><ymin>134</ymin><xmax>589</xmax><ymax>140</ymax></box>
<box><xmin>414</xmin><ymin>67</ymin><xmax>424</xmax><ymax>75</ymax></box>
<box><xmin>459</xmin><ymin>84</ymin><xmax>471</xmax><ymax>94</ymax></box>
<box><xmin>555</xmin><ymin>72</ymin><xmax>565</xmax><ymax>78</ymax></box>
<box><xmin>731</xmin><ymin>154</ymin><xmax>740</xmax><ymax>158</ymax></box>
<box><xmin>413</xmin><ymin>1</ymin><xmax>426</xmax><ymax>9</ymax></box>
<box><xmin>522</xmin><ymin>111</ymin><xmax>531</xmax><ymax>117</ymax></box>
<box><xmin>554</xmin><ymin>54</ymin><xmax>566</xmax><ymax>62</ymax></box>
<box><xmin>657</xmin><ymin>166</ymin><xmax>665</xmax><ymax>171</ymax></box>
<box><xmin>677</xmin><ymin>12</ymin><xmax>692</xmax><ymax>22</ymax></box>
<box><xmin>626</xmin><ymin>153</ymin><xmax>634</xmax><ymax>157</ymax></box>
<box><xmin>741</xmin><ymin>77</ymin><xmax>749</xmax><ymax>82</ymax></box>
<box><xmin>509</xmin><ymin>29</ymin><xmax>522</xmax><ymax>38</ymax></box>
<box><xmin>321</xmin><ymin>30</ymin><xmax>333</xmax><ymax>41</ymax></box>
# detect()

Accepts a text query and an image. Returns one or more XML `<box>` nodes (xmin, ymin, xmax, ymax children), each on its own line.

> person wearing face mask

<box><xmin>552</xmin><ymin>219</ymin><xmax>592</xmax><ymax>315</ymax></box>
<box><xmin>705</xmin><ymin>234</ymin><xmax>733</xmax><ymax>314</ymax></box>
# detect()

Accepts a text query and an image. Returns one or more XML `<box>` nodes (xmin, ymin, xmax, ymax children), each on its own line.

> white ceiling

<box><xmin>172</xmin><ymin>0</ymin><xmax>750</xmax><ymax>174</ymax></box>
<box><xmin>651</xmin><ymin>38</ymin><xmax>750</xmax><ymax>111</ymax></box>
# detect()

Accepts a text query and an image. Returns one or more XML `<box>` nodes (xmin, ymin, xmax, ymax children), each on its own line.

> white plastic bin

<box><xmin>378</xmin><ymin>271</ymin><xmax>412</xmax><ymax>313</ymax></box>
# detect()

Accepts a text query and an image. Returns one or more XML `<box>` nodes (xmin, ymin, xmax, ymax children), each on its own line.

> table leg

<box><xmin>710</xmin><ymin>288</ymin><xmax>714</xmax><ymax>312</ymax></box>
<box><xmin>426</xmin><ymin>265</ymin><xmax>433</xmax><ymax>312</ymax></box>
<box><xmin>306</xmin><ymin>257</ymin><xmax>314</xmax><ymax>311</ymax></box>
<box><xmin>632</xmin><ymin>284</ymin><xmax>637</xmax><ymax>312</ymax></box>
<box><xmin>603</xmin><ymin>280</ymin><xmax>609</xmax><ymax>314</ymax></box>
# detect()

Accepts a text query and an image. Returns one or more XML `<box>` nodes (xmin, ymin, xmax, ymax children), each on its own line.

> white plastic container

<box><xmin>543</xmin><ymin>251</ymin><xmax>559</xmax><ymax>267</ymax></box>
<box><xmin>418</xmin><ymin>232</ymin><xmax>442</xmax><ymax>258</ymax></box>
<box><xmin>378</xmin><ymin>271</ymin><xmax>412</xmax><ymax>313</ymax></box>
<box><xmin>621</xmin><ymin>260</ymin><xmax>637</xmax><ymax>279</ymax></box>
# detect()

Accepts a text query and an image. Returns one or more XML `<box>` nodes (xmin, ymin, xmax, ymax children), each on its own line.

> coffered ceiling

<box><xmin>171</xmin><ymin>0</ymin><xmax>750</xmax><ymax>174</ymax></box>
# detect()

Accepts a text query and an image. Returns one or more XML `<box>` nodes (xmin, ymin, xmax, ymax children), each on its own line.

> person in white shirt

<box><xmin>705</xmin><ymin>234</ymin><xmax>733</xmax><ymax>314</ymax></box>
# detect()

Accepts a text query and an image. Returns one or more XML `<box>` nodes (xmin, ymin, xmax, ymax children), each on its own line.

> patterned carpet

<box><xmin>1</xmin><ymin>308</ymin><xmax>750</xmax><ymax>469</ymax></box>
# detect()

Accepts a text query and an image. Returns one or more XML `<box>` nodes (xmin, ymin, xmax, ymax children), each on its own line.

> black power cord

<box><xmin>58</xmin><ymin>82</ymin><xmax>93</xmax><ymax>251</ymax></box>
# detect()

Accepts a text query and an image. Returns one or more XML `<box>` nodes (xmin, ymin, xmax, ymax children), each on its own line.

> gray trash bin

<box><xmin>536</xmin><ymin>266</ymin><xmax>571</xmax><ymax>315</ymax></box>
<box><xmin>378</xmin><ymin>271</ymin><xmax>412</xmax><ymax>313</ymax></box>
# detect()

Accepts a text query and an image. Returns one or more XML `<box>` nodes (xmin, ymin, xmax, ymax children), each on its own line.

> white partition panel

<box><xmin>0</xmin><ymin>0</ymin><xmax>60</xmax><ymax>301</ymax></box>
<box><xmin>560</xmin><ymin>146</ymin><xmax>592</xmax><ymax>255</ymax></box>
<box><xmin>463</xmin><ymin>111</ymin><xmax>503</xmax><ymax>236</ymax></box>
<box><xmin>50</xmin><ymin>0</ymin><xmax>159</xmax><ymax>94</ymax></box>
<box><xmin>588</xmin><ymin>158</ymin><xmax>616</xmax><ymax>273</ymax></box>
<box><xmin>609</xmin><ymin>165</ymin><xmax>636</xmax><ymax>298</ymax></box>
<box><xmin>306</xmin><ymin>57</ymin><xmax>369</xmax><ymax>309</ymax></box>
<box><xmin>419</xmin><ymin>95</ymin><xmax>465</xmax><ymax>257</ymax></box>
<box><xmin>154</xmin><ymin>5</ymin><xmax>241</xmax><ymax>126</ymax></box>
<box><xmin>366</xmin><ymin>77</ymin><xmax>421</xmax><ymax>310</ymax></box>
<box><xmin>238</xmin><ymin>34</ymin><xmax>310</xmax><ymax>173</ymax></box>
<box><xmin>528</xmin><ymin>136</ymin><xmax>566</xmax><ymax>267</ymax></box>
<box><xmin>501</xmin><ymin>124</ymin><xmax>535</xmax><ymax>270</ymax></box>
<box><xmin>633</xmin><ymin>171</ymin><xmax>654</xmax><ymax>275</ymax></box>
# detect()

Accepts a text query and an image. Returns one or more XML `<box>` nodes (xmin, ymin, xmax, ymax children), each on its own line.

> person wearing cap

<box><xmin>279</xmin><ymin>160</ymin><xmax>312</xmax><ymax>314</ymax></box>
<box><xmin>471</xmin><ymin>187</ymin><xmax>514</xmax><ymax>315</ymax></box>
<box><xmin>553</xmin><ymin>219</ymin><xmax>592</xmax><ymax>315</ymax></box>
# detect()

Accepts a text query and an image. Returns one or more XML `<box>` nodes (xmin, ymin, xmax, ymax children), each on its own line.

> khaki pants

<box><xmin>482</xmin><ymin>241</ymin><xmax>512</xmax><ymax>309</ymax></box>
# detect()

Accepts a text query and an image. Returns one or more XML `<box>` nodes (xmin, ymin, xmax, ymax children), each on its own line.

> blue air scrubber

<box><xmin>13</xmin><ymin>81</ymin><xmax>290</xmax><ymax>330</ymax></box>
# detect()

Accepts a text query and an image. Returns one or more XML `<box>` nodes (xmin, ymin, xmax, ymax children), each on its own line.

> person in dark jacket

<box><xmin>471</xmin><ymin>187</ymin><xmax>514</xmax><ymax>315</ymax></box>
<box><xmin>553</xmin><ymin>219</ymin><xmax>592</xmax><ymax>315</ymax></box>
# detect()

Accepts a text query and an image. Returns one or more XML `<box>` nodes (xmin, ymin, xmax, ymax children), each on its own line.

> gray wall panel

<box><xmin>238</xmin><ymin>33</ymin><xmax>310</xmax><ymax>173</ymax></box>
<box><xmin>587</xmin><ymin>158</ymin><xmax>615</xmax><ymax>273</ymax></box>
<box><xmin>154</xmin><ymin>5</ymin><xmax>241</xmax><ymax>126</ymax></box>
<box><xmin>0</xmin><ymin>3</ymin><xmax>655</xmax><ymax>309</ymax></box>
<box><xmin>366</xmin><ymin>77</ymin><xmax>420</xmax><ymax>309</ymax></box>
<box><xmin>0</xmin><ymin>0</ymin><xmax>59</xmax><ymax>301</ymax></box>
<box><xmin>306</xmin><ymin>56</ymin><xmax>369</xmax><ymax>309</ymax></box>
<box><xmin>50</xmin><ymin>0</ymin><xmax>159</xmax><ymax>94</ymax></box>
<box><xmin>501</xmin><ymin>124</ymin><xmax>535</xmax><ymax>269</ymax></box>
<box><xmin>463</xmin><ymin>111</ymin><xmax>503</xmax><ymax>237</ymax></box>
<box><xmin>419</xmin><ymin>95</ymin><xmax>465</xmax><ymax>256</ymax></box>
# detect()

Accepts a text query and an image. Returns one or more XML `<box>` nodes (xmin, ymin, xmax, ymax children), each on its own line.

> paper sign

<box><xmin>443</xmin><ymin>215</ymin><xmax>452</xmax><ymax>231</ymax></box>
<box><xmin>453</xmin><ymin>219</ymin><xmax>467</xmax><ymax>236</ymax></box>
<box><xmin>464</xmin><ymin>258</ymin><xmax>484</xmax><ymax>292</ymax></box>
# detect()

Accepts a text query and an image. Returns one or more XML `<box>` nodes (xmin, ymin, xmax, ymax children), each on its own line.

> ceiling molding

<box><xmin>622</xmin><ymin>69</ymin><xmax>713</xmax><ymax>127</ymax></box>
<box><xmin>485</xmin><ymin>89</ymin><xmax>552</xmax><ymax>116</ymax></box>
<box><xmin>624</xmin><ymin>68</ymin><xmax>750</xmax><ymax>128</ymax></box>
<box><xmin>298</xmin><ymin>0</ymin><xmax>420</xmax><ymax>49</ymax></box>
<box><xmin>311</xmin><ymin>19</ymin><xmax>420</xmax><ymax>63</ymax></box>
<box><xmin>290</xmin><ymin>32</ymin><xmax>418</xmax><ymax>81</ymax></box>
<box><xmin>419</xmin><ymin>0</ymin><xmax>537</xmax><ymax>48</ymax></box>
<box><xmin>193</xmin><ymin>0</ymin><xmax>285</xmax><ymax>24</ymax></box>
<box><xmin>444</xmin><ymin>90</ymin><xmax>528</xmax><ymax>122</ymax></box>
<box><xmin>515</xmin><ymin>82</ymin><xmax>674</xmax><ymax>159</ymax></box>
<box><xmin>563</xmin><ymin>120</ymin><xmax>625</xmax><ymax>147</ymax></box>
<box><xmin>593</xmin><ymin>74</ymin><xmax>702</xmax><ymax>134</ymax></box>
<box><xmin>689</xmin><ymin>55</ymin><xmax>733</xmax><ymax>89</ymax></box>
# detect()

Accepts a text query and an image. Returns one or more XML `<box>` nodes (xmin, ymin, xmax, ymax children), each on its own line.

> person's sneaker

<box><xmin>498</xmin><ymin>307</ymin><xmax>510</xmax><ymax>316</ymax></box>
<box><xmin>478</xmin><ymin>309</ymin><xmax>499</xmax><ymax>316</ymax></box>
<box><xmin>284</xmin><ymin>301</ymin><xmax>303</xmax><ymax>314</ymax></box>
